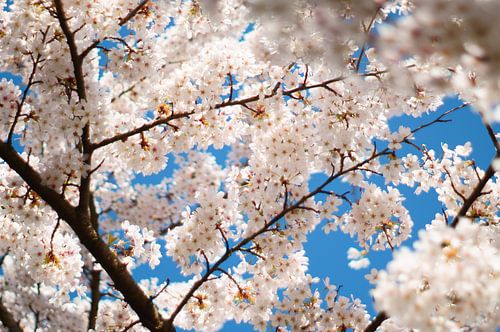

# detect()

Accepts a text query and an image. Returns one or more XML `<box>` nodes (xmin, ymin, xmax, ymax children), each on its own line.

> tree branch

<box><xmin>450</xmin><ymin>154</ymin><xmax>498</xmax><ymax>228</ymax></box>
<box><xmin>410</xmin><ymin>103</ymin><xmax>469</xmax><ymax>135</ymax></box>
<box><xmin>119</xmin><ymin>0</ymin><xmax>150</xmax><ymax>26</ymax></box>
<box><xmin>216</xmin><ymin>75</ymin><xmax>345</xmax><ymax>109</ymax></box>
<box><xmin>12</xmin><ymin>3</ymin><xmax>174</xmax><ymax>330</ymax></box>
<box><xmin>0</xmin><ymin>298</ymin><xmax>23</xmax><ymax>332</ymax></box>
<box><xmin>87</xmin><ymin>269</ymin><xmax>101</xmax><ymax>331</ymax></box>
<box><xmin>87</xmin><ymin>193</ymin><xmax>101</xmax><ymax>331</ymax></box>
<box><xmin>364</xmin><ymin>312</ymin><xmax>388</xmax><ymax>332</ymax></box>
<box><xmin>166</xmin><ymin>148</ymin><xmax>390</xmax><ymax>324</ymax></box>
<box><xmin>450</xmin><ymin>111</ymin><xmax>499</xmax><ymax>228</ymax></box>
<box><xmin>7</xmin><ymin>27</ymin><xmax>49</xmax><ymax>144</ymax></box>
<box><xmin>90</xmin><ymin>111</ymin><xmax>193</xmax><ymax>151</ymax></box>
<box><xmin>53</xmin><ymin>0</ymin><xmax>86</xmax><ymax>101</ymax></box>
<box><xmin>481</xmin><ymin>117</ymin><xmax>500</xmax><ymax>153</ymax></box>
<box><xmin>53</xmin><ymin>0</ymin><xmax>93</xmax><ymax>215</ymax></box>
<box><xmin>80</xmin><ymin>0</ymin><xmax>151</xmax><ymax>59</ymax></box>
<box><xmin>0</xmin><ymin>142</ymin><xmax>77</xmax><ymax>222</ymax></box>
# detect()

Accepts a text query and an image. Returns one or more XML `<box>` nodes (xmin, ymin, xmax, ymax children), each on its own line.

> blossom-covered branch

<box><xmin>167</xmin><ymin>147</ymin><xmax>391</xmax><ymax>325</ymax></box>
<box><xmin>91</xmin><ymin>112</ymin><xmax>193</xmax><ymax>151</ymax></box>
<box><xmin>450</xmin><ymin>153</ymin><xmax>499</xmax><ymax>227</ymax></box>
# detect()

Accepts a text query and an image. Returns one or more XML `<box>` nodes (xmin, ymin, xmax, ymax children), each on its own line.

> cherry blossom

<box><xmin>0</xmin><ymin>0</ymin><xmax>498</xmax><ymax>331</ymax></box>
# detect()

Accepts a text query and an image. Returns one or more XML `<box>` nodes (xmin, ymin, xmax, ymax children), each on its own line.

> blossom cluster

<box><xmin>373</xmin><ymin>220</ymin><xmax>500</xmax><ymax>331</ymax></box>
<box><xmin>120</xmin><ymin>220</ymin><xmax>162</xmax><ymax>269</ymax></box>
<box><xmin>339</xmin><ymin>184</ymin><xmax>413</xmax><ymax>251</ymax></box>
<box><xmin>379</xmin><ymin>0</ymin><xmax>500</xmax><ymax>122</ymax></box>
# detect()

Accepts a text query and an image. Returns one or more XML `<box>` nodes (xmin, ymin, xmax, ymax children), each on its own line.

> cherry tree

<box><xmin>0</xmin><ymin>0</ymin><xmax>499</xmax><ymax>331</ymax></box>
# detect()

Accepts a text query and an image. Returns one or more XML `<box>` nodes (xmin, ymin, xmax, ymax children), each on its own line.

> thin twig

<box><xmin>450</xmin><ymin>155</ymin><xmax>498</xmax><ymax>228</ymax></box>
<box><xmin>7</xmin><ymin>27</ymin><xmax>49</xmax><ymax>143</ymax></box>
<box><xmin>410</xmin><ymin>103</ymin><xmax>469</xmax><ymax>135</ymax></box>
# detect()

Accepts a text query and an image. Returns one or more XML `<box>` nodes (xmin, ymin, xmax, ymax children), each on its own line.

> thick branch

<box><xmin>0</xmin><ymin>255</ymin><xmax>21</xmax><ymax>332</ymax></box>
<box><xmin>450</xmin><ymin>112</ymin><xmax>499</xmax><ymax>228</ymax></box>
<box><xmin>87</xmin><ymin>269</ymin><xmax>101</xmax><ymax>331</ymax></box>
<box><xmin>73</xmin><ymin>220</ymin><xmax>173</xmax><ymax>331</ymax></box>
<box><xmin>364</xmin><ymin>312</ymin><xmax>388</xmax><ymax>332</ymax></box>
<box><xmin>53</xmin><ymin>0</ymin><xmax>93</xmax><ymax>214</ymax></box>
<box><xmin>87</xmin><ymin>193</ymin><xmax>101</xmax><ymax>331</ymax></box>
<box><xmin>42</xmin><ymin>3</ymin><xmax>174</xmax><ymax>331</ymax></box>
<box><xmin>484</xmin><ymin>122</ymin><xmax>500</xmax><ymax>152</ymax></box>
<box><xmin>355</xmin><ymin>6</ymin><xmax>381</xmax><ymax>72</ymax></box>
<box><xmin>0</xmin><ymin>299</ymin><xmax>22</xmax><ymax>332</ymax></box>
<box><xmin>0</xmin><ymin>142</ymin><xmax>77</xmax><ymax>222</ymax></box>
<box><xmin>53</xmin><ymin>0</ymin><xmax>86</xmax><ymax>101</ymax></box>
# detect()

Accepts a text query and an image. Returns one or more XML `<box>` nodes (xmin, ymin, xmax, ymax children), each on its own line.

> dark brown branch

<box><xmin>484</xmin><ymin>121</ymin><xmax>500</xmax><ymax>152</ymax></box>
<box><xmin>0</xmin><ymin>142</ymin><xmax>77</xmax><ymax>222</ymax></box>
<box><xmin>122</xmin><ymin>320</ymin><xmax>141</xmax><ymax>332</ymax></box>
<box><xmin>119</xmin><ymin>0</ymin><xmax>150</xmax><ymax>26</ymax></box>
<box><xmin>80</xmin><ymin>36</ymin><xmax>138</xmax><ymax>60</ymax></box>
<box><xmin>149</xmin><ymin>280</ymin><xmax>170</xmax><ymax>301</ymax></box>
<box><xmin>81</xmin><ymin>0</ymin><xmax>150</xmax><ymax>59</ymax></box>
<box><xmin>7</xmin><ymin>27</ymin><xmax>49</xmax><ymax>144</ymax></box>
<box><xmin>450</xmin><ymin>154</ymin><xmax>498</xmax><ymax>228</ymax></box>
<box><xmin>87</xmin><ymin>269</ymin><xmax>101</xmax><ymax>331</ymax></box>
<box><xmin>216</xmin><ymin>76</ymin><xmax>345</xmax><ymax>109</ymax></box>
<box><xmin>110</xmin><ymin>78</ymin><xmax>146</xmax><ymax>103</ymax></box>
<box><xmin>53</xmin><ymin>0</ymin><xmax>92</xmax><ymax>214</ymax></box>
<box><xmin>364</xmin><ymin>312</ymin><xmax>388</xmax><ymax>332</ymax></box>
<box><xmin>89</xmin><ymin>192</ymin><xmax>99</xmax><ymax>232</ymax></box>
<box><xmin>0</xmin><ymin>256</ymin><xmax>21</xmax><ymax>332</ymax></box>
<box><xmin>0</xmin><ymin>299</ymin><xmax>23</xmax><ymax>332</ymax></box>
<box><xmin>238</xmin><ymin>247</ymin><xmax>266</xmax><ymax>260</ymax></box>
<box><xmin>449</xmin><ymin>110</ymin><xmax>499</xmax><ymax>227</ymax></box>
<box><xmin>2</xmin><ymin>2</ymin><xmax>173</xmax><ymax>331</ymax></box>
<box><xmin>110</xmin><ymin>60</ymin><xmax>185</xmax><ymax>103</ymax></box>
<box><xmin>87</xmin><ymin>193</ymin><xmax>101</xmax><ymax>331</ymax></box>
<box><xmin>227</xmin><ymin>73</ymin><xmax>234</xmax><ymax>102</ymax></box>
<box><xmin>91</xmin><ymin>112</ymin><xmax>193</xmax><ymax>151</ymax></box>
<box><xmin>159</xmin><ymin>221</ymin><xmax>183</xmax><ymax>235</ymax></box>
<box><xmin>80</xmin><ymin>0</ymin><xmax>150</xmax><ymax>59</ymax></box>
<box><xmin>443</xmin><ymin>167</ymin><xmax>467</xmax><ymax>202</ymax></box>
<box><xmin>53</xmin><ymin>0</ymin><xmax>86</xmax><ymax>101</ymax></box>
<box><xmin>354</xmin><ymin>7</ymin><xmax>380</xmax><ymax>72</ymax></box>
<box><xmin>0</xmin><ymin>252</ymin><xmax>21</xmax><ymax>332</ymax></box>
